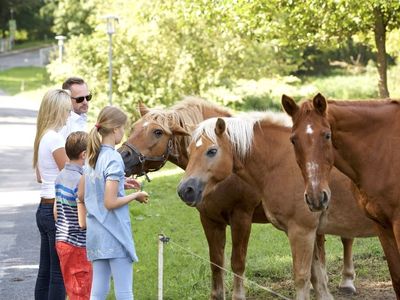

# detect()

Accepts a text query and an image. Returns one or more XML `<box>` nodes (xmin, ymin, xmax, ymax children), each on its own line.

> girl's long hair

<box><xmin>87</xmin><ymin>106</ymin><xmax>127</xmax><ymax>168</ymax></box>
<box><xmin>33</xmin><ymin>89</ymin><xmax>72</xmax><ymax>168</ymax></box>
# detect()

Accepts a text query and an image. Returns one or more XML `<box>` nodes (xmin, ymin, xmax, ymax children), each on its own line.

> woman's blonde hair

<box><xmin>87</xmin><ymin>106</ymin><xmax>127</xmax><ymax>168</ymax></box>
<box><xmin>33</xmin><ymin>89</ymin><xmax>72</xmax><ymax>168</ymax></box>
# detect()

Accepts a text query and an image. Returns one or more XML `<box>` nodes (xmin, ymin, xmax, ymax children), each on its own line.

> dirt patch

<box><xmin>333</xmin><ymin>280</ymin><xmax>395</xmax><ymax>300</ymax></box>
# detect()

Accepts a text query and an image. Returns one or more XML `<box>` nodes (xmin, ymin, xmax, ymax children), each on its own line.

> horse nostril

<box><xmin>184</xmin><ymin>186</ymin><xmax>194</xmax><ymax>197</ymax></box>
<box><xmin>304</xmin><ymin>193</ymin><xmax>311</xmax><ymax>206</ymax></box>
<box><xmin>322</xmin><ymin>191</ymin><xmax>329</xmax><ymax>206</ymax></box>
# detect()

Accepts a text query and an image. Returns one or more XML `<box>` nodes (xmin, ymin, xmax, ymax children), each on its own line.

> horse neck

<box><xmin>238</xmin><ymin>122</ymin><xmax>294</xmax><ymax>187</ymax></box>
<box><xmin>328</xmin><ymin>100</ymin><xmax>400</xmax><ymax>184</ymax></box>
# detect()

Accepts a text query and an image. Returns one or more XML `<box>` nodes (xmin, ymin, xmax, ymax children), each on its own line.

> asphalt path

<box><xmin>0</xmin><ymin>46</ymin><xmax>54</xmax><ymax>71</ymax></box>
<box><xmin>0</xmin><ymin>95</ymin><xmax>40</xmax><ymax>299</ymax></box>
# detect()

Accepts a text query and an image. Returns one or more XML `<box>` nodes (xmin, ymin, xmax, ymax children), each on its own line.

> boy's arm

<box><xmin>77</xmin><ymin>175</ymin><xmax>86</xmax><ymax>229</ymax></box>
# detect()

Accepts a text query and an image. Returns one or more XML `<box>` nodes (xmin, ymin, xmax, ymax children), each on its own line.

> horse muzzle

<box><xmin>118</xmin><ymin>147</ymin><xmax>143</xmax><ymax>177</ymax></box>
<box><xmin>177</xmin><ymin>177</ymin><xmax>204</xmax><ymax>207</ymax></box>
<box><xmin>304</xmin><ymin>188</ymin><xmax>331</xmax><ymax>212</ymax></box>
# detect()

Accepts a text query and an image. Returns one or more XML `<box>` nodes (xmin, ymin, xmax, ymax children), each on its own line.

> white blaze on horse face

<box><xmin>196</xmin><ymin>138</ymin><xmax>203</xmax><ymax>148</ymax></box>
<box><xmin>306</xmin><ymin>124</ymin><xmax>313</xmax><ymax>135</ymax></box>
<box><xmin>306</xmin><ymin>161</ymin><xmax>319</xmax><ymax>190</ymax></box>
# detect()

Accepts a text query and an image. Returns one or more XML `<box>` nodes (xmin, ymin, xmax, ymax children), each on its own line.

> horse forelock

<box><xmin>193</xmin><ymin>115</ymin><xmax>261</xmax><ymax>161</ymax></box>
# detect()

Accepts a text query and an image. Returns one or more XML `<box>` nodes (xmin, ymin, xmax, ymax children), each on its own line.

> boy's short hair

<box><xmin>65</xmin><ymin>131</ymin><xmax>88</xmax><ymax>160</ymax></box>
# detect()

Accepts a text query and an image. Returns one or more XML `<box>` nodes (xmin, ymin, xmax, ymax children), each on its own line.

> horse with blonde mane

<box><xmin>177</xmin><ymin>113</ymin><xmax>376</xmax><ymax>299</ymax></box>
<box><xmin>118</xmin><ymin>97</ymin><xmax>373</xmax><ymax>299</ymax></box>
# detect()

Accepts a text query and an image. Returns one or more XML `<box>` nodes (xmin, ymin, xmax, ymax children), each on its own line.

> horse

<box><xmin>282</xmin><ymin>93</ymin><xmax>400</xmax><ymax>299</ymax></box>
<box><xmin>176</xmin><ymin>113</ymin><xmax>376</xmax><ymax>299</ymax></box>
<box><xmin>118</xmin><ymin>97</ymin><xmax>369</xmax><ymax>299</ymax></box>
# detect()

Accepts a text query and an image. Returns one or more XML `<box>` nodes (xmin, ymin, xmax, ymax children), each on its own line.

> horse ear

<box><xmin>281</xmin><ymin>94</ymin><xmax>299</xmax><ymax>117</ymax></box>
<box><xmin>138</xmin><ymin>101</ymin><xmax>150</xmax><ymax>116</ymax></box>
<box><xmin>171</xmin><ymin>124</ymin><xmax>191</xmax><ymax>136</ymax></box>
<box><xmin>313</xmin><ymin>93</ymin><xmax>327</xmax><ymax>115</ymax></box>
<box><xmin>215</xmin><ymin>118</ymin><xmax>226</xmax><ymax>137</ymax></box>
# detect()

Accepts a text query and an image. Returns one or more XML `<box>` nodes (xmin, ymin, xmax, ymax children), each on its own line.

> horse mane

<box><xmin>140</xmin><ymin>96</ymin><xmax>232</xmax><ymax>152</ymax></box>
<box><xmin>192</xmin><ymin>111</ymin><xmax>292</xmax><ymax>161</ymax></box>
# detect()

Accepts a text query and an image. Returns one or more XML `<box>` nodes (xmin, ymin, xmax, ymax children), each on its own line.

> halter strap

<box><xmin>122</xmin><ymin>139</ymin><xmax>173</xmax><ymax>180</ymax></box>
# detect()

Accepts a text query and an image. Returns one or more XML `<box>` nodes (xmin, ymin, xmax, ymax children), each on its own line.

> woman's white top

<box><xmin>38</xmin><ymin>130</ymin><xmax>65</xmax><ymax>198</ymax></box>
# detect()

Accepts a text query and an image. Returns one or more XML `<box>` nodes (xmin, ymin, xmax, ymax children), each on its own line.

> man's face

<box><xmin>70</xmin><ymin>83</ymin><xmax>90</xmax><ymax>115</ymax></box>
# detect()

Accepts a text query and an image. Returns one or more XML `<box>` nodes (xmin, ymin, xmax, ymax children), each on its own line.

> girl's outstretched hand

<box><xmin>135</xmin><ymin>191</ymin><xmax>149</xmax><ymax>204</ymax></box>
<box><xmin>124</xmin><ymin>177</ymin><xmax>141</xmax><ymax>190</ymax></box>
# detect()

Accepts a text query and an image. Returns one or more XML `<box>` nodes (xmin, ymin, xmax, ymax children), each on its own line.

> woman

<box><xmin>33</xmin><ymin>88</ymin><xmax>72</xmax><ymax>299</ymax></box>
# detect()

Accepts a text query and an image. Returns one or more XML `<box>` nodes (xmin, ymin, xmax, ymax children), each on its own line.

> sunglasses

<box><xmin>71</xmin><ymin>94</ymin><xmax>92</xmax><ymax>103</ymax></box>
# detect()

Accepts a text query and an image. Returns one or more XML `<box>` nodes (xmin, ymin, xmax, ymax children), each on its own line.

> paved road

<box><xmin>0</xmin><ymin>46</ymin><xmax>54</xmax><ymax>71</ymax></box>
<box><xmin>0</xmin><ymin>95</ymin><xmax>40</xmax><ymax>299</ymax></box>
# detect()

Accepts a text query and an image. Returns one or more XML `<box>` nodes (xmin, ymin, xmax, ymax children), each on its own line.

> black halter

<box><xmin>121</xmin><ymin>139</ymin><xmax>173</xmax><ymax>180</ymax></box>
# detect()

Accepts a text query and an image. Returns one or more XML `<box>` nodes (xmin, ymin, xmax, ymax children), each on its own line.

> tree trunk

<box><xmin>373</xmin><ymin>6</ymin><xmax>389</xmax><ymax>98</ymax></box>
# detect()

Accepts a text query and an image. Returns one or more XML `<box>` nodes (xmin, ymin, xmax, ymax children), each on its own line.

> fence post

<box><xmin>158</xmin><ymin>234</ymin><xmax>169</xmax><ymax>300</ymax></box>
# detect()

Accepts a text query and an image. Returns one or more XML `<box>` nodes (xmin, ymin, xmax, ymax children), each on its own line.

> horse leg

<box><xmin>375</xmin><ymin>223</ymin><xmax>400</xmax><ymax>299</ymax></box>
<box><xmin>230</xmin><ymin>210</ymin><xmax>253</xmax><ymax>300</ymax></box>
<box><xmin>200</xmin><ymin>214</ymin><xmax>227</xmax><ymax>300</ymax></box>
<box><xmin>310</xmin><ymin>234</ymin><xmax>333</xmax><ymax>300</ymax></box>
<box><xmin>338</xmin><ymin>237</ymin><xmax>356</xmax><ymax>294</ymax></box>
<box><xmin>287</xmin><ymin>225</ymin><xmax>316</xmax><ymax>300</ymax></box>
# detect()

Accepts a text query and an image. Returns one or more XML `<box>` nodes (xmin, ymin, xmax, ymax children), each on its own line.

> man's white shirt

<box><xmin>60</xmin><ymin>111</ymin><xmax>88</xmax><ymax>139</ymax></box>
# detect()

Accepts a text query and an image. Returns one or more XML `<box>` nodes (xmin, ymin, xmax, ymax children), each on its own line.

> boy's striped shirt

<box><xmin>55</xmin><ymin>163</ymin><xmax>86</xmax><ymax>247</ymax></box>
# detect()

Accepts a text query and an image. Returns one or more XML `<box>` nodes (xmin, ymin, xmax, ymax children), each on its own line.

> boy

<box><xmin>54</xmin><ymin>131</ymin><xmax>92</xmax><ymax>300</ymax></box>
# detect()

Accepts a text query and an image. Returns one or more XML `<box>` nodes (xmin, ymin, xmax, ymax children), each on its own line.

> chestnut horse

<box><xmin>177</xmin><ymin>114</ymin><xmax>376</xmax><ymax>299</ymax></box>
<box><xmin>282</xmin><ymin>93</ymin><xmax>400</xmax><ymax>299</ymax></box>
<box><xmin>118</xmin><ymin>98</ymin><xmax>370</xmax><ymax>299</ymax></box>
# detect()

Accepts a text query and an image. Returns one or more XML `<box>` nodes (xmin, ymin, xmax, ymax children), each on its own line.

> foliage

<box><xmin>0</xmin><ymin>0</ymin><xmax>53</xmax><ymax>40</ymax></box>
<box><xmin>203</xmin><ymin>76</ymin><xmax>317</xmax><ymax>111</ymax></box>
<box><xmin>41</xmin><ymin>0</ymin><xmax>96</xmax><ymax>36</ymax></box>
<box><xmin>45</xmin><ymin>0</ymin><xmax>302</xmax><ymax>115</ymax></box>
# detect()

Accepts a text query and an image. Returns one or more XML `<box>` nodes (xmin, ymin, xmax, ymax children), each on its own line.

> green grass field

<box><xmin>0</xmin><ymin>66</ymin><xmax>49</xmax><ymax>95</ymax></box>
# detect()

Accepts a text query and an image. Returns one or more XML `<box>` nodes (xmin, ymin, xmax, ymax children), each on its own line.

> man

<box><xmin>60</xmin><ymin>77</ymin><xmax>91</xmax><ymax>139</ymax></box>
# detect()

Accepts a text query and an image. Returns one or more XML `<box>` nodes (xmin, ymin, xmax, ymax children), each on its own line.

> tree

<box><xmin>0</xmin><ymin>0</ymin><xmax>52</xmax><ymax>40</ymax></box>
<box><xmin>231</xmin><ymin>0</ymin><xmax>400</xmax><ymax>98</ymax></box>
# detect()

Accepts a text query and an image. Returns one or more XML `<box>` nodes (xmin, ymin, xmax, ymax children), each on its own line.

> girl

<box><xmin>78</xmin><ymin>106</ymin><xmax>149</xmax><ymax>300</ymax></box>
<box><xmin>33</xmin><ymin>88</ymin><xmax>72</xmax><ymax>299</ymax></box>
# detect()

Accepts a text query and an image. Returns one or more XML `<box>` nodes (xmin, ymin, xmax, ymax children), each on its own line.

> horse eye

<box><xmin>290</xmin><ymin>136</ymin><xmax>296</xmax><ymax>145</ymax></box>
<box><xmin>206</xmin><ymin>148</ymin><xmax>217</xmax><ymax>157</ymax></box>
<box><xmin>153</xmin><ymin>129</ymin><xmax>163</xmax><ymax>137</ymax></box>
<box><xmin>324</xmin><ymin>132</ymin><xmax>331</xmax><ymax>140</ymax></box>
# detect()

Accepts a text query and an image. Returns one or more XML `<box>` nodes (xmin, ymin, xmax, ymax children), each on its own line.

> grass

<box><xmin>0</xmin><ymin>66</ymin><xmax>50</xmax><ymax>95</ymax></box>
<box><xmin>120</xmin><ymin>163</ymin><xmax>388</xmax><ymax>300</ymax></box>
<box><xmin>12</xmin><ymin>40</ymin><xmax>53</xmax><ymax>51</ymax></box>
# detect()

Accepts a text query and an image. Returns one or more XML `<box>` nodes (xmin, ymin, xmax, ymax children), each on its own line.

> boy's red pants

<box><xmin>56</xmin><ymin>241</ymin><xmax>93</xmax><ymax>300</ymax></box>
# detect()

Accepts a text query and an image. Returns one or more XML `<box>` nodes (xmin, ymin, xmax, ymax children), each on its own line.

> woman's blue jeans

<box><xmin>34</xmin><ymin>203</ymin><xmax>66</xmax><ymax>300</ymax></box>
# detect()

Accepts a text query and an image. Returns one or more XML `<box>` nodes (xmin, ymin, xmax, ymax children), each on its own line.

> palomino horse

<box><xmin>118</xmin><ymin>97</ymin><xmax>369</xmax><ymax>299</ymax></box>
<box><xmin>177</xmin><ymin>114</ymin><xmax>376</xmax><ymax>299</ymax></box>
<box><xmin>282</xmin><ymin>93</ymin><xmax>400</xmax><ymax>299</ymax></box>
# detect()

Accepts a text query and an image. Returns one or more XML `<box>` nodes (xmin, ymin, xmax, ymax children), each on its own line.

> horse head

<box><xmin>118</xmin><ymin>101</ymin><xmax>190</xmax><ymax>177</ymax></box>
<box><xmin>282</xmin><ymin>93</ymin><xmax>334</xmax><ymax>212</ymax></box>
<box><xmin>177</xmin><ymin>118</ymin><xmax>237</xmax><ymax>207</ymax></box>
